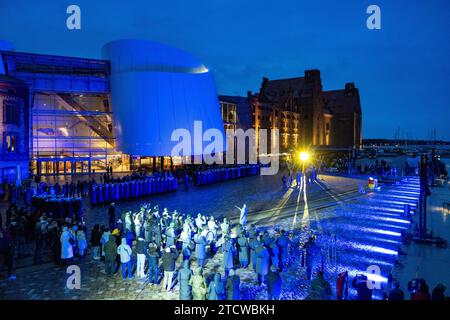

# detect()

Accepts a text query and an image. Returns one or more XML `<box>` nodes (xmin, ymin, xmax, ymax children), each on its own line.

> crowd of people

<box><xmin>1</xmin><ymin>194</ymin><xmax>448</xmax><ymax>300</ymax></box>
<box><xmin>282</xmin><ymin>167</ymin><xmax>318</xmax><ymax>189</ymax></box>
<box><xmin>82</xmin><ymin>201</ymin><xmax>289</xmax><ymax>300</ymax></box>
<box><xmin>90</xmin><ymin>172</ymin><xmax>178</xmax><ymax>206</ymax></box>
<box><xmin>0</xmin><ymin>201</ymin><xmax>89</xmax><ymax>280</ymax></box>
<box><xmin>193</xmin><ymin>165</ymin><xmax>260</xmax><ymax>187</ymax></box>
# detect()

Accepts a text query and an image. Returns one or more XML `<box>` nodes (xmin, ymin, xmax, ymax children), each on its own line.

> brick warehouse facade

<box><xmin>219</xmin><ymin>69</ymin><xmax>363</xmax><ymax>154</ymax></box>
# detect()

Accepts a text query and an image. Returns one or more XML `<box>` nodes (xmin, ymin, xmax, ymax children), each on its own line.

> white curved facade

<box><xmin>102</xmin><ymin>39</ymin><xmax>225</xmax><ymax>156</ymax></box>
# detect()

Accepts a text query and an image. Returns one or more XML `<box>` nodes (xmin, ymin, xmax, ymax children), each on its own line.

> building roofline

<box><xmin>0</xmin><ymin>50</ymin><xmax>109</xmax><ymax>64</ymax></box>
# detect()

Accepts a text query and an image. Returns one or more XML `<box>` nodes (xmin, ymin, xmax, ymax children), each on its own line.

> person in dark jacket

<box><xmin>388</xmin><ymin>281</ymin><xmax>404</xmax><ymax>300</ymax></box>
<box><xmin>162</xmin><ymin>247</ymin><xmax>176</xmax><ymax>292</ymax></box>
<box><xmin>147</xmin><ymin>242</ymin><xmax>160</xmax><ymax>286</ymax></box>
<box><xmin>276</xmin><ymin>230</ymin><xmax>290</xmax><ymax>271</ymax></box>
<box><xmin>267</xmin><ymin>265</ymin><xmax>282</xmax><ymax>300</ymax></box>
<box><xmin>103</xmin><ymin>235</ymin><xmax>117</xmax><ymax>275</ymax></box>
<box><xmin>178</xmin><ymin>259</ymin><xmax>193</xmax><ymax>300</ymax></box>
<box><xmin>226</xmin><ymin>269</ymin><xmax>240</xmax><ymax>300</ymax></box>
<box><xmin>90</xmin><ymin>224</ymin><xmax>102</xmax><ymax>260</ymax></box>
<box><xmin>108</xmin><ymin>203</ymin><xmax>116</xmax><ymax>232</ymax></box>
<box><xmin>352</xmin><ymin>275</ymin><xmax>373</xmax><ymax>300</ymax></box>
<box><xmin>308</xmin><ymin>271</ymin><xmax>332</xmax><ymax>300</ymax></box>
<box><xmin>431</xmin><ymin>283</ymin><xmax>447</xmax><ymax>300</ymax></box>
<box><xmin>0</xmin><ymin>229</ymin><xmax>16</xmax><ymax>280</ymax></box>
<box><xmin>34</xmin><ymin>220</ymin><xmax>44</xmax><ymax>264</ymax></box>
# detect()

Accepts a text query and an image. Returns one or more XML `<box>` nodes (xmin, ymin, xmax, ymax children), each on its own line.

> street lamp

<box><xmin>298</xmin><ymin>151</ymin><xmax>310</xmax><ymax>186</ymax></box>
<box><xmin>299</xmin><ymin>151</ymin><xmax>309</xmax><ymax>163</ymax></box>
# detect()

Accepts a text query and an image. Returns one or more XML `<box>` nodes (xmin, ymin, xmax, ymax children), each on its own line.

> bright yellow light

<box><xmin>299</xmin><ymin>151</ymin><xmax>309</xmax><ymax>162</ymax></box>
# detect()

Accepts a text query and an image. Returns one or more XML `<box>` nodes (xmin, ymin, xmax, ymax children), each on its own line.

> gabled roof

<box><xmin>260</xmin><ymin>77</ymin><xmax>305</xmax><ymax>103</ymax></box>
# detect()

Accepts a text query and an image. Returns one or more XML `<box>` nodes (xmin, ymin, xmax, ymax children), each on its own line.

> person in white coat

<box><xmin>134</xmin><ymin>213</ymin><xmax>142</xmax><ymax>238</ymax></box>
<box><xmin>220</xmin><ymin>218</ymin><xmax>230</xmax><ymax>245</ymax></box>
<box><xmin>195</xmin><ymin>214</ymin><xmax>206</xmax><ymax>231</ymax></box>
<box><xmin>135</xmin><ymin>237</ymin><xmax>146</xmax><ymax>278</ymax></box>
<box><xmin>60</xmin><ymin>226</ymin><xmax>75</xmax><ymax>264</ymax></box>
<box><xmin>124</xmin><ymin>212</ymin><xmax>133</xmax><ymax>232</ymax></box>
<box><xmin>235</xmin><ymin>204</ymin><xmax>248</xmax><ymax>230</ymax></box>
<box><xmin>207</xmin><ymin>217</ymin><xmax>218</xmax><ymax>240</ymax></box>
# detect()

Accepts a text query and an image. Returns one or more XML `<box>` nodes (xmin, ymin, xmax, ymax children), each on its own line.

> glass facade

<box><xmin>0</xmin><ymin>50</ymin><xmax>133</xmax><ymax>176</ymax></box>
<box><xmin>31</xmin><ymin>92</ymin><xmax>129</xmax><ymax>175</ymax></box>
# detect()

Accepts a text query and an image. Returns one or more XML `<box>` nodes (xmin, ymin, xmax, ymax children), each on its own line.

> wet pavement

<box><xmin>2</xmin><ymin>169</ymin><xmax>446</xmax><ymax>300</ymax></box>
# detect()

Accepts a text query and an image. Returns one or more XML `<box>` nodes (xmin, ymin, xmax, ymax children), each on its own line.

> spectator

<box><xmin>117</xmin><ymin>238</ymin><xmax>133</xmax><ymax>280</ymax></box>
<box><xmin>60</xmin><ymin>226</ymin><xmax>75</xmax><ymax>265</ymax></box>
<box><xmin>178</xmin><ymin>260</ymin><xmax>193</xmax><ymax>300</ymax></box>
<box><xmin>411</xmin><ymin>279</ymin><xmax>431</xmax><ymax>300</ymax></box>
<box><xmin>267</xmin><ymin>265</ymin><xmax>282</xmax><ymax>300</ymax></box>
<box><xmin>352</xmin><ymin>275</ymin><xmax>373</xmax><ymax>300</ymax></box>
<box><xmin>308</xmin><ymin>271</ymin><xmax>332</xmax><ymax>300</ymax></box>
<box><xmin>431</xmin><ymin>283</ymin><xmax>446</xmax><ymax>301</ymax></box>
<box><xmin>136</xmin><ymin>237</ymin><xmax>146</xmax><ymax>279</ymax></box>
<box><xmin>388</xmin><ymin>281</ymin><xmax>404</xmax><ymax>300</ymax></box>
<box><xmin>147</xmin><ymin>242</ymin><xmax>160</xmax><ymax>286</ymax></box>
<box><xmin>190</xmin><ymin>267</ymin><xmax>207</xmax><ymax>300</ymax></box>
<box><xmin>207</xmin><ymin>273</ymin><xmax>225</xmax><ymax>300</ymax></box>
<box><xmin>162</xmin><ymin>247</ymin><xmax>176</xmax><ymax>292</ymax></box>
<box><xmin>90</xmin><ymin>224</ymin><xmax>102</xmax><ymax>260</ymax></box>
<box><xmin>103</xmin><ymin>235</ymin><xmax>117</xmax><ymax>275</ymax></box>
<box><xmin>226</xmin><ymin>269</ymin><xmax>240</xmax><ymax>300</ymax></box>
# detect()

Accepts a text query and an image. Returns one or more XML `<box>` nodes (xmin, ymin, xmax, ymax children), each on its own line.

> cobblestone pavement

<box><xmin>2</xmin><ymin>171</ymin><xmax>417</xmax><ymax>300</ymax></box>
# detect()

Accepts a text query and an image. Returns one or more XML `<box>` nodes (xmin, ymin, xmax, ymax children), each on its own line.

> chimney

<box><xmin>305</xmin><ymin>69</ymin><xmax>320</xmax><ymax>81</ymax></box>
<box><xmin>345</xmin><ymin>82</ymin><xmax>355</xmax><ymax>92</ymax></box>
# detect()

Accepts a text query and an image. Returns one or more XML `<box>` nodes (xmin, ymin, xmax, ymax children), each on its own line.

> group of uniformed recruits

<box><xmin>90</xmin><ymin>173</ymin><xmax>178</xmax><ymax>206</ymax></box>
<box><xmin>30</xmin><ymin>194</ymin><xmax>83</xmax><ymax>222</ymax></box>
<box><xmin>193</xmin><ymin>164</ymin><xmax>260</xmax><ymax>186</ymax></box>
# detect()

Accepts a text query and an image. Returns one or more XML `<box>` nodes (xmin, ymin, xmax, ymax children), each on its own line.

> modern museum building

<box><xmin>0</xmin><ymin>39</ymin><xmax>225</xmax><ymax>182</ymax></box>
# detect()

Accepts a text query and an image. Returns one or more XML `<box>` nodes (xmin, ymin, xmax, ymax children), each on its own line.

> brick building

<box><xmin>219</xmin><ymin>69</ymin><xmax>362</xmax><ymax>154</ymax></box>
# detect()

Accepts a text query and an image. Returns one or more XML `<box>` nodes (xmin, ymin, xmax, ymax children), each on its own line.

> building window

<box><xmin>3</xmin><ymin>100</ymin><xmax>20</xmax><ymax>125</ymax></box>
<box><xmin>5</xmin><ymin>134</ymin><xmax>17</xmax><ymax>153</ymax></box>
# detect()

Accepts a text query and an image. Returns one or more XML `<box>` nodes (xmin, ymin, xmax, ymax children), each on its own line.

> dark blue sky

<box><xmin>1</xmin><ymin>0</ymin><xmax>449</xmax><ymax>140</ymax></box>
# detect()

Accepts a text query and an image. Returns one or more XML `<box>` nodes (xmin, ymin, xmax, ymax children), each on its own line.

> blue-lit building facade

<box><xmin>0</xmin><ymin>50</ymin><xmax>121</xmax><ymax>178</ymax></box>
<box><xmin>0</xmin><ymin>39</ymin><xmax>225</xmax><ymax>181</ymax></box>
